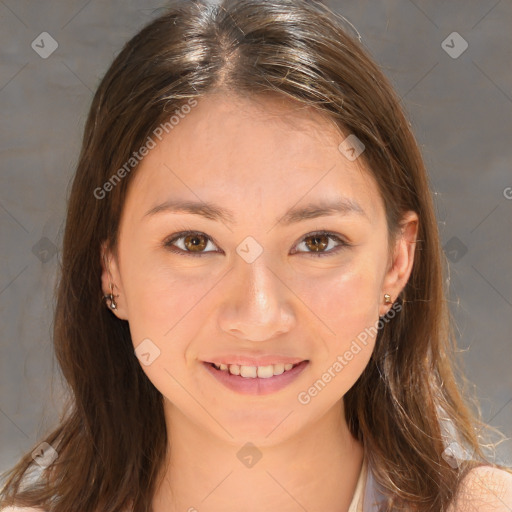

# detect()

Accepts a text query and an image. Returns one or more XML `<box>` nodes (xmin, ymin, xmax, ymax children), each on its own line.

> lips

<box><xmin>202</xmin><ymin>359</ymin><xmax>310</xmax><ymax>395</ymax></box>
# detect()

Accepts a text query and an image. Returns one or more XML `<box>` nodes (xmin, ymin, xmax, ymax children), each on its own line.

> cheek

<box><xmin>293</xmin><ymin>256</ymin><xmax>383</xmax><ymax>391</ymax></box>
<box><xmin>293</xmin><ymin>276</ymin><xmax>380</xmax><ymax>408</ymax></box>
<box><xmin>297</xmin><ymin>259</ymin><xmax>382</xmax><ymax>340</ymax></box>
<box><xmin>126</xmin><ymin>273</ymin><xmax>195</xmax><ymax>351</ymax></box>
<box><xmin>122</xmin><ymin>271</ymin><xmax>200</xmax><ymax>403</ymax></box>
<box><xmin>117</xmin><ymin>241</ymin><xmax>197</xmax><ymax>370</ymax></box>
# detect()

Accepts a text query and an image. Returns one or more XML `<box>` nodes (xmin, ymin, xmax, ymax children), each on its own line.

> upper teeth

<box><xmin>212</xmin><ymin>362</ymin><xmax>296</xmax><ymax>378</ymax></box>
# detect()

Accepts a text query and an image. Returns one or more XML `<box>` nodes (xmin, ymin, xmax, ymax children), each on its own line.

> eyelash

<box><xmin>163</xmin><ymin>230</ymin><xmax>349</xmax><ymax>258</ymax></box>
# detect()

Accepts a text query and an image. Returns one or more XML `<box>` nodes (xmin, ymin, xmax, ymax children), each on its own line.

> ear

<box><xmin>100</xmin><ymin>240</ymin><xmax>129</xmax><ymax>320</ymax></box>
<box><xmin>379</xmin><ymin>211</ymin><xmax>419</xmax><ymax>316</ymax></box>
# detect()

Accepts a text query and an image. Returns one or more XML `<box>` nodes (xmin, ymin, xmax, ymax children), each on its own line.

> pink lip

<box><xmin>202</xmin><ymin>360</ymin><xmax>309</xmax><ymax>395</ymax></box>
<box><xmin>203</xmin><ymin>355</ymin><xmax>306</xmax><ymax>367</ymax></box>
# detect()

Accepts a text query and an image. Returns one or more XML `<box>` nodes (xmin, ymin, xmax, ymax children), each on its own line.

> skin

<box><xmin>101</xmin><ymin>92</ymin><xmax>419</xmax><ymax>512</ymax></box>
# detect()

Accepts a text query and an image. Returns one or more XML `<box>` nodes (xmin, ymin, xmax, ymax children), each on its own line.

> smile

<box><xmin>210</xmin><ymin>361</ymin><xmax>300</xmax><ymax>378</ymax></box>
<box><xmin>202</xmin><ymin>360</ymin><xmax>310</xmax><ymax>395</ymax></box>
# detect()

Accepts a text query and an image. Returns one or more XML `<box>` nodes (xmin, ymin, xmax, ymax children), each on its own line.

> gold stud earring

<box><xmin>384</xmin><ymin>293</ymin><xmax>392</xmax><ymax>304</ymax></box>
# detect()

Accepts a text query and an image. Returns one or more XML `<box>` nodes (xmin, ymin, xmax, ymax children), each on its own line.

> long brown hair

<box><xmin>1</xmin><ymin>1</ymin><xmax>508</xmax><ymax>510</ymax></box>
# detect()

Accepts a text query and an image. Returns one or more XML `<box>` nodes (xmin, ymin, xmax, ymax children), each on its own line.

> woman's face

<box><xmin>102</xmin><ymin>92</ymin><xmax>417</xmax><ymax>444</ymax></box>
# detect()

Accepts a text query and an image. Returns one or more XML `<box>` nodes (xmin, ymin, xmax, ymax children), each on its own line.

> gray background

<box><xmin>1</xmin><ymin>0</ymin><xmax>511</xmax><ymax>473</ymax></box>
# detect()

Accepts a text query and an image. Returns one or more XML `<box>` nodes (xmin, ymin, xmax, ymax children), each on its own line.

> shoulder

<box><xmin>448</xmin><ymin>465</ymin><xmax>512</xmax><ymax>512</ymax></box>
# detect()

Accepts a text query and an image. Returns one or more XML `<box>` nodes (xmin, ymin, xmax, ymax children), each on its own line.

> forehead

<box><xmin>122</xmin><ymin>93</ymin><xmax>384</xmax><ymax>226</ymax></box>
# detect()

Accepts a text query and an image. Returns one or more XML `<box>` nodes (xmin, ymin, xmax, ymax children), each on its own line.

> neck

<box><xmin>152</xmin><ymin>398</ymin><xmax>364</xmax><ymax>512</ymax></box>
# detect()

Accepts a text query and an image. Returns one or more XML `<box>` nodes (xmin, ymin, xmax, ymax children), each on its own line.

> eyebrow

<box><xmin>143</xmin><ymin>196</ymin><xmax>367</xmax><ymax>226</ymax></box>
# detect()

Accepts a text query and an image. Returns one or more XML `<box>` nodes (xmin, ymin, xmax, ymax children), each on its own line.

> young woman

<box><xmin>1</xmin><ymin>1</ymin><xmax>511</xmax><ymax>511</ymax></box>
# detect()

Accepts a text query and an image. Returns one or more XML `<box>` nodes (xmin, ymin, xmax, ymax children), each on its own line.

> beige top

<box><xmin>347</xmin><ymin>456</ymin><xmax>368</xmax><ymax>512</ymax></box>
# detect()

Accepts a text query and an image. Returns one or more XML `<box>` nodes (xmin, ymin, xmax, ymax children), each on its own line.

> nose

<box><xmin>217</xmin><ymin>258</ymin><xmax>295</xmax><ymax>342</ymax></box>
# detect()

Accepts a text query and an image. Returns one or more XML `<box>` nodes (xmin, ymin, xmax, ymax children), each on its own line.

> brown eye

<box><xmin>164</xmin><ymin>231</ymin><xmax>218</xmax><ymax>256</ymax></box>
<box><xmin>293</xmin><ymin>231</ymin><xmax>348</xmax><ymax>257</ymax></box>
<box><xmin>304</xmin><ymin>233</ymin><xmax>329</xmax><ymax>252</ymax></box>
<box><xmin>183</xmin><ymin>233</ymin><xmax>208</xmax><ymax>252</ymax></box>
